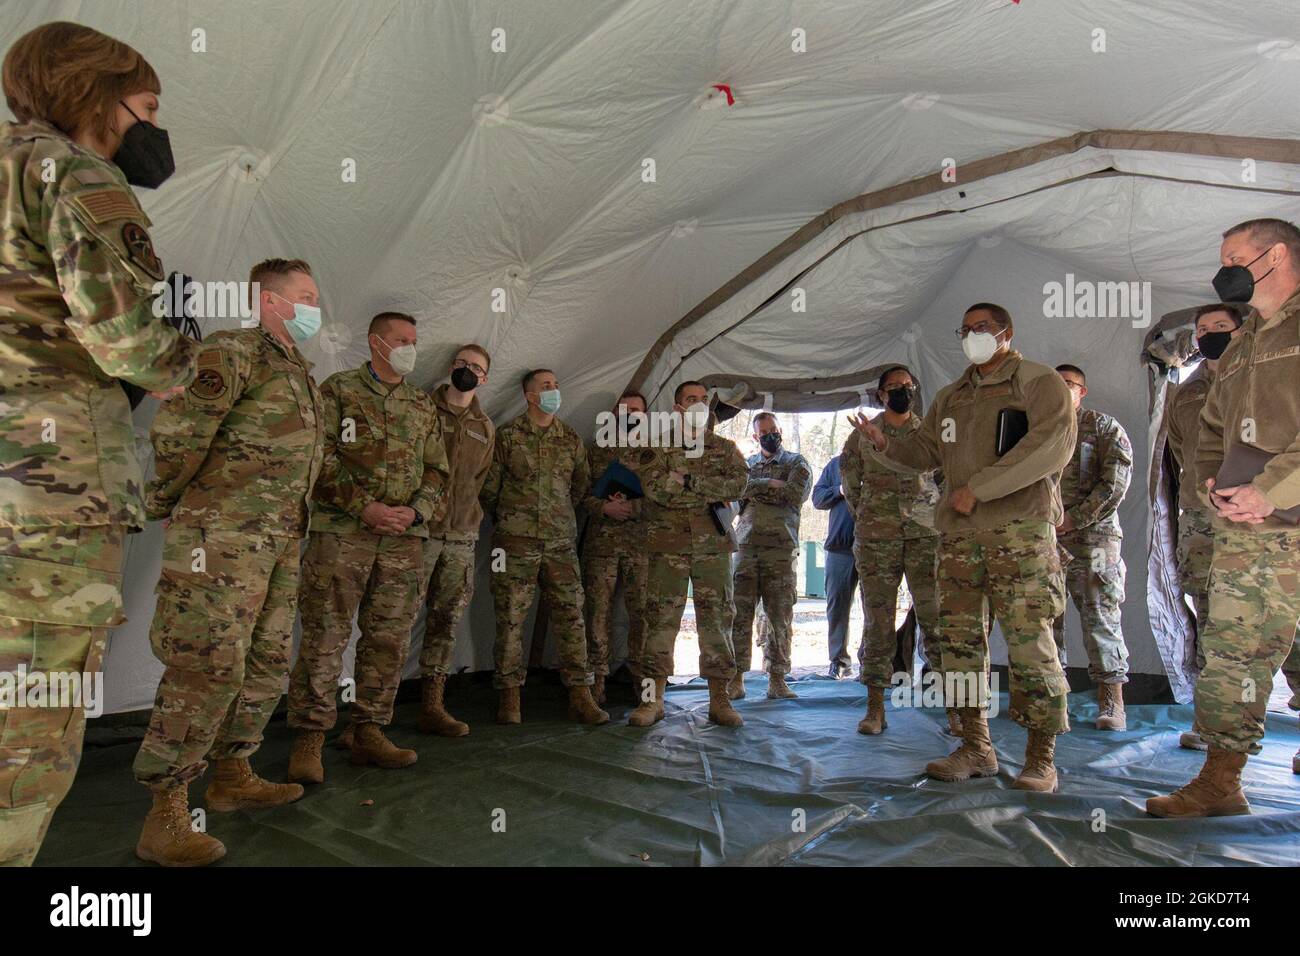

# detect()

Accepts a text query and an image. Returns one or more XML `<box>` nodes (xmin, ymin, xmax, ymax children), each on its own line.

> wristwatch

<box><xmin>410</xmin><ymin>510</ymin><xmax>424</xmax><ymax>527</ymax></box>
<box><xmin>682</xmin><ymin>473</ymin><xmax>693</xmax><ymax>491</ymax></box>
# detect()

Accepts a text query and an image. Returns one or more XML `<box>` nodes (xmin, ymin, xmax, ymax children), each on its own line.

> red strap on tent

<box><xmin>712</xmin><ymin>84</ymin><xmax>734</xmax><ymax>106</ymax></box>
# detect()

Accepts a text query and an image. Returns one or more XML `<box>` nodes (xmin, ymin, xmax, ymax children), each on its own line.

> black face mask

<box><xmin>450</xmin><ymin>366</ymin><xmax>479</xmax><ymax>392</ymax></box>
<box><xmin>759</xmin><ymin>433</ymin><xmax>782</xmax><ymax>454</ymax></box>
<box><xmin>884</xmin><ymin>387</ymin><xmax>913</xmax><ymax>414</ymax></box>
<box><xmin>111</xmin><ymin>102</ymin><xmax>174</xmax><ymax>189</ymax></box>
<box><xmin>1196</xmin><ymin>330</ymin><xmax>1234</xmax><ymax>361</ymax></box>
<box><xmin>1212</xmin><ymin>248</ymin><xmax>1273</xmax><ymax>304</ymax></box>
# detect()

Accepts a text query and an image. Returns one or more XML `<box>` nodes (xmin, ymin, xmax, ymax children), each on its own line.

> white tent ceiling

<box><xmin>7</xmin><ymin>0</ymin><xmax>1299</xmax><ymax>712</ymax></box>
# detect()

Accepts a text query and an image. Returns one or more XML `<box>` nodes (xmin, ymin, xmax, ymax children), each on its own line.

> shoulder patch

<box><xmin>121</xmin><ymin>222</ymin><xmax>164</xmax><ymax>280</ymax></box>
<box><xmin>191</xmin><ymin>366</ymin><xmax>229</xmax><ymax>402</ymax></box>
<box><xmin>68</xmin><ymin>188</ymin><xmax>141</xmax><ymax>225</ymax></box>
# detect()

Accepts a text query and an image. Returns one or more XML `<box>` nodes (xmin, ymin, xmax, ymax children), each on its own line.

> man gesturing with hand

<box><xmin>850</xmin><ymin>303</ymin><xmax>1076</xmax><ymax>792</ymax></box>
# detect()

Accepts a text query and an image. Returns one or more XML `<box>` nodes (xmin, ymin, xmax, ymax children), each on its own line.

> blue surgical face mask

<box><xmin>538</xmin><ymin>389</ymin><xmax>562</xmax><ymax>414</ymax></box>
<box><xmin>269</xmin><ymin>291</ymin><xmax>321</xmax><ymax>343</ymax></box>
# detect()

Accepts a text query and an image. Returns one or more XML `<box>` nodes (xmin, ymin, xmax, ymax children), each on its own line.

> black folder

<box><xmin>1214</xmin><ymin>443</ymin><xmax>1300</xmax><ymax>524</ymax></box>
<box><xmin>995</xmin><ymin>408</ymin><xmax>1029</xmax><ymax>457</ymax></box>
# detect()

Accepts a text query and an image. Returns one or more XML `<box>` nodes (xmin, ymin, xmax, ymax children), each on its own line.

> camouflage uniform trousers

<box><xmin>0</xmin><ymin>525</ymin><xmax>123</xmax><ymax>866</ymax></box>
<box><xmin>1052</xmin><ymin>531</ymin><xmax>1130</xmax><ymax>684</ymax></box>
<box><xmin>641</xmin><ymin>551</ymin><xmax>738</xmax><ymax>680</ymax></box>
<box><xmin>288</xmin><ymin>530</ymin><xmax>424</xmax><ymax>731</ymax></box>
<box><xmin>938</xmin><ymin>519</ymin><xmax>1070</xmax><ymax>734</ymax></box>
<box><xmin>1176</xmin><ymin>507</ymin><xmax>1214</xmax><ymax>671</ymax></box>
<box><xmin>133</xmin><ymin>527</ymin><xmax>301</xmax><ymax>789</ymax></box>
<box><xmin>582</xmin><ymin>546</ymin><xmax>648</xmax><ymax>678</ymax></box>
<box><xmin>1194</xmin><ymin>527</ymin><xmax>1300</xmax><ymax>754</ymax></box>
<box><xmin>852</xmin><ymin>534</ymin><xmax>942</xmax><ymax>688</ymax></box>
<box><xmin>418</xmin><ymin>535</ymin><xmax>477</xmax><ymax>677</ymax></box>
<box><xmin>490</xmin><ymin>535</ymin><xmax>591</xmax><ymax>689</ymax></box>
<box><xmin>731</xmin><ymin>546</ymin><xmax>797</xmax><ymax>676</ymax></box>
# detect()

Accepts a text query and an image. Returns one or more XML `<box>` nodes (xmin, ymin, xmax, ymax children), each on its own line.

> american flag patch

<box><xmin>69</xmin><ymin>189</ymin><xmax>141</xmax><ymax>225</ymax></box>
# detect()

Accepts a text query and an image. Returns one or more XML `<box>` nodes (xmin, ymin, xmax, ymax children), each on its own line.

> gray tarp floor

<box><xmin>38</xmin><ymin>674</ymin><xmax>1300</xmax><ymax>867</ymax></box>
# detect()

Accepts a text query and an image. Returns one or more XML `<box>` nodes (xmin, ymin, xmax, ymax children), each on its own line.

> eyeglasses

<box><xmin>954</xmin><ymin>322</ymin><xmax>1002</xmax><ymax>339</ymax></box>
<box><xmin>453</xmin><ymin>358</ymin><xmax>487</xmax><ymax>377</ymax></box>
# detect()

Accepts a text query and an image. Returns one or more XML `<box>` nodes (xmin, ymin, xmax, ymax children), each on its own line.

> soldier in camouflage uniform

<box><xmin>480</xmin><ymin>369</ymin><xmax>607</xmax><ymax>725</ymax></box>
<box><xmin>132</xmin><ymin>259</ymin><xmax>325</xmax><ymax>865</ymax></box>
<box><xmin>629</xmin><ymin>383</ymin><xmax>749</xmax><ymax>729</ymax></box>
<box><xmin>853</xmin><ymin>304</ymin><xmax>1077</xmax><ymax>792</ymax></box>
<box><xmin>582</xmin><ymin>391</ymin><xmax>650</xmax><ymax>705</ymax></box>
<box><xmin>840</xmin><ymin>366</ymin><xmax>946</xmax><ymax>736</ymax></box>
<box><xmin>285</xmin><ymin>312</ymin><xmax>448</xmax><ymax>784</ymax></box>
<box><xmin>0</xmin><ymin>24</ymin><xmax>198</xmax><ymax>866</ymax></box>
<box><xmin>415</xmin><ymin>345</ymin><xmax>495</xmax><ymax>736</ymax></box>
<box><xmin>1051</xmin><ymin>365</ymin><xmax>1133</xmax><ymax>730</ymax></box>
<box><xmin>728</xmin><ymin>412</ymin><xmax>812</xmax><ymax>701</ymax></box>
<box><xmin>1150</xmin><ymin>220</ymin><xmax>1300</xmax><ymax>816</ymax></box>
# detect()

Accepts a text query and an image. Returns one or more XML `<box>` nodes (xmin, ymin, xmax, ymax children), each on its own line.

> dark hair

<box><xmin>3</xmin><ymin>21</ymin><xmax>160</xmax><ymax>141</ymax></box>
<box><xmin>751</xmin><ymin>411</ymin><xmax>778</xmax><ymax>430</ymax></box>
<box><xmin>521</xmin><ymin>368</ymin><xmax>554</xmax><ymax>392</ymax></box>
<box><xmin>674</xmin><ymin>380</ymin><xmax>706</xmax><ymax>404</ymax></box>
<box><xmin>877</xmin><ymin>365</ymin><xmax>913</xmax><ymax>392</ymax></box>
<box><xmin>1193</xmin><ymin>304</ymin><xmax>1247</xmax><ymax>330</ymax></box>
<box><xmin>1223</xmin><ymin>218</ymin><xmax>1300</xmax><ymax>267</ymax></box>
<box><xmin>368</xmin><ymin>311</ymin><xmax>415</xmax><ymax>337</ymax></box>
<box><xmin>617</xmin><ymin>389</ymin><xmax>647</xmax><ymax>407</ymax></box>
<box><xmin>1055</xmin><ymin>363</ymin><xmax>1086</xmax><ymax>384</ymax></box>
<box><xmin>964</xmin><ymin>302</ymin><xmax>1013</xmax><ymax>334</ymax></box>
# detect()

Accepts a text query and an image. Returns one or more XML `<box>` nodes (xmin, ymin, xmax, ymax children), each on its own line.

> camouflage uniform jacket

<box><xmin>734</xmin><ymin>448</ymin><xmax>812</xmax><ymax>551</ymax></box>
<box><xmin>429</xmin><ymin>384</ymin><xmax>495</xmax><ymax>540</ymax></box>
<box><xmin>1196</xmin><ymin>286</ymin><xmax>1300</xmax><ymax>532</ymax></box>
<box><xmin>841</xmin><ymin>416</ymin><xmax>940</xmax><ymax>541</ymax></box>
<box><xmin>308</xmin><ymin>363</ymin><xmax>449</xmax><ymax>538</ymax></box>
<box><xmin>480</xmin><ymin>412</ymin><xmax>588</xmax><ymax>542</ymax></box>
<box><xmin>1165</xmin><ymin>363</ymin><xmax>1213</xmax><ymax>519</ymax></box>
<box><xmin>145</xmin><ymin>326</ymin><xmax>324</xmax><ymax>536</ymax></box>
<box><xmin>1059</xmin><ymin>406</ymin><xmax>1132</xmax><ymax>538</ymax></box>
<box><xmin>0</xmin><ymin>120</ymin><xmax>198</xmax><ymax>531</ymax></box>
<box><xmin>639</xmin><ymin>433</ymin><xmax>749</xmax><ymax>556</ymax></box>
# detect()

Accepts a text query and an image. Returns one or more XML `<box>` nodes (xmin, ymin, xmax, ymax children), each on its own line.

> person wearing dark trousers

<box><xmin>813</xmin><ymin>454</ymin><xmax>864</xmax><ymax>679</ymax></box>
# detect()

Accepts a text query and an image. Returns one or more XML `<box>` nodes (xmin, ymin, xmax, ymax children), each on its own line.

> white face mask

<box><xmin>683</xmin><ymin>404</ymin><xmax>710</xmax><ymax>430</ymax></box>
<box><xmin>373</xmin><ymin>335</ymin><xmax>417</xmax><ymax>376</ymax></box>
<box><xmin>962</xmin><ymin>330</ymin><xmax>1001</xmax><ymax>365</ymax></box>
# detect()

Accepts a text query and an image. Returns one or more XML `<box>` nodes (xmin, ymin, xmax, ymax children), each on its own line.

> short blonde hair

<box><xmin>456</xmin><ymin>343</ymin><xmax>491</xmax><ymax>372</ymax></box>
<box><xmin>3</xmin><ymin>22</ymin><xmax>160</xmax><ymax>140</ymax></box>
<box><xmin>249</xmin><ymin>258</ymin><xmax>313</xmax><ymax>292</ymax></box>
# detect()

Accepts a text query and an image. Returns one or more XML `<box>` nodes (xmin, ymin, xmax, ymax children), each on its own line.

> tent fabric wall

<box><xmin>7</xmin><ymin>0</ymin><xmax>1300</xmax><ymax>713</ymax></box>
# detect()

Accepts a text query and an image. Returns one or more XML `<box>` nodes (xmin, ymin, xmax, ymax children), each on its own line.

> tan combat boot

<box><xmin>767</xmin><ymin>672</ymin><xmax>797</xmax><ymax>700</ymax></box>
<box><xmin>593</xmin><ymin>674</ymin><xmax>607</xmax><ymax>706</ymax></box>
<box><xmin>1179</xmin><ymin>729</ymin><xmax>1208</xmax><ymax>751</ymax></box>
<box><xmin>856</xmin><ymin>686</ymin><xmax>887</xmax><ymax>735</ymax></box>
<box><xmin>418</xmin><ymin>674</ymin><xmax>469</xmax><ymax>737</ymax></box>
<box><xmin>925</xmin><ymin>707</ymin><xmax>998</xmax><ymax>781</ymax></box>
<box><xmin>707</xmin><ymin>678</ymin><xmax>744</xmax><ymax>727</ymax></box>
<box><xmin>350</xmin><ymin>722</ymin><xmax>418</xmax><ymax>768</ymax></box>
<box><xmin>1096</xmin><ymin>683</ymin><xmax>1127</xmax><ymax>731</ymax></box>
<box><xmin>628</xmin><ymin>677</ymin><xmax>667</xmax><ymax>727</ymax></box>
<box><xmin>726</xmin><ymin>670</ymin><xmax>747</xmax><ymax>700</ymax></box>
<box><xmin>945</xmin><ymin>708</ymin><xmax>963</xmax><ymax>737</ymax></box>
<box><xmin>568</xmin><ymin>685</ymin><xmax>610</xmax><ymax>725</ymax></box>
<box><xmin>205</xmin><ymin>758</ymin><xmax>304</xmax><ymax>812</ymax></box>
<box><xmin>1012</xmin><ymin>730</ymin><xmax>1059</xmax><ymax>792</ymax></box>
<box><xmin>497</xmin><ymin>687</ymin><xmax>521</xmax><ymax>724</ymax></box>
<box><xmin>334</xmin><ymin>721</ymin><xmax>355</xmax><ymax>750</ymax></box>
<box><xmin>136</xmin><ymin>785</ymin><xmax>226</xmax><ymax>867</ymax></box>
<box><xmin>287</xmin><ymin>730</ymin><xmax>325</xmax><ymax>784</ymax></box>
<box><xmin>1146</xmin><ymin>748</ymin><xmax>1250</xmax><ymax>817</ymax></box>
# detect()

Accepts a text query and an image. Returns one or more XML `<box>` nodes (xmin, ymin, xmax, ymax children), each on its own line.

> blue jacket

<box><xmin>812</xmin><ymin>455</ymin><xmax>855</xmax><ymax>553</ymax></box>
